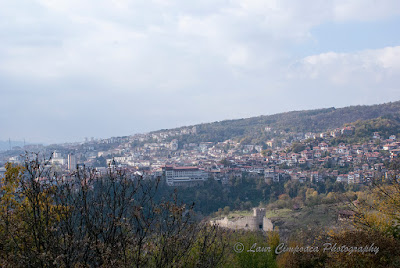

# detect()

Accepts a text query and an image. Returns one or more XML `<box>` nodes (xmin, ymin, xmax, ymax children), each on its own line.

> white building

<box><xmin>51</xmin><ymin>151</ymin><xmax>66</xmax><ymax>166</ymax></box>
<box><xmin>170</xmin><ymin>139</ymin><xmax>179</xmax><ymax>151</ymax></box>
<box><xmin>163</xmin><ymin>166</ymin><xmax>208</xmax><ymax>186</ymax></box>
<box><xmin>67</xmin><ymin>154</ymin><xmax>77</xmax><ymax>171</ymax></box>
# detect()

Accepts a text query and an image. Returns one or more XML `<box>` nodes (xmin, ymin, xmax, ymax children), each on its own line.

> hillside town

<box><xmin>1</xmin><ymin>125</ymin><xmax>399</xmax><ymax>187</ymax></box>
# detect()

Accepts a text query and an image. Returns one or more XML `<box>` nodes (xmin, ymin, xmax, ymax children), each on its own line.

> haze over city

<box><xmin>1</xmin><ymin>0</ymin><xmax>400</xmax><ymax>143</ymax></box>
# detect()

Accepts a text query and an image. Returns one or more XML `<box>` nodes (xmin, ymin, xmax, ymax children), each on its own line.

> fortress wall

<box><xmin>212</xmin><ymin>213</ymin><xmax>272</xmax><ymax>231</ymax></box>
<box><xmin>263</xmin><ymin>217</ymin><xmax>273</xmax><ymax>231</ymax></box>
<box><xmin>211</xmin><ymin>208</ymin><xmax>273</xmax><ymax>231</ymax></box>
<box><xmin>228</xmin><ymin>216</ymin><xmax>261</xmax><ymax>230</ymax></box>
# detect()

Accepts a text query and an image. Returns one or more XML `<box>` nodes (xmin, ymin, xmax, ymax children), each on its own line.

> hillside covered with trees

<box><xmin>2</xmin><ymin>155</ymin><xmax>400</xmax><ymax>267</ymax></box>
<box><xmin>154</xmin><ymin>101</ymin><xmax>400</xmax><ymax>144</ymax></box>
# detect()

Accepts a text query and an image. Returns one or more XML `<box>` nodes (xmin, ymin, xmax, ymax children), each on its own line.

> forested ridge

<box><xmin>153</xmin><ymin>101</ymin><xmax>400</xmax><ymax>143</ymax></box>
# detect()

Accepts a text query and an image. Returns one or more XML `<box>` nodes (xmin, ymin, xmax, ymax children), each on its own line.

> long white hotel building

<box><xmin>163</xmin><ymin>166</ymin><xmax>208</xmax><ymax>186</ymax></box>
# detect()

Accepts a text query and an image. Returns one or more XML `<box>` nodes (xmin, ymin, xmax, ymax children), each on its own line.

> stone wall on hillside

<box><xmin>211</xmin><ymin>208</ymin><xmax>273</xmax><ymax>232</ymax></box>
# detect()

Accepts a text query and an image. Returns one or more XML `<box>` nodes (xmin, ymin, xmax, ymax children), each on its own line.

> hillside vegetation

<box><xmin>330</xmin><ymin>115</ymin><xmax>400</xmax><ymax>145</ymax></box>
<box><xmin>155</xmin><ymin>101</ymin><xmax>400</xmax><ymax>144</ymax></box>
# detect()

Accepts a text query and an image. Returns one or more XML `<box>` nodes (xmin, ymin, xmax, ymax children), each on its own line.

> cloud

<box><xmin>2</xmin><ymin>0</ymin><xmax>400</xmax><ymax>82</ymax></box>
<box><xmin>332</xmin><ymin>0</ymin><xmax>400</xmax><ymax>21</ymax></box>
<box><xmin>289</xmin><ymin>46</ymin><xmax>400</xmax><ymax>83</ymax></box>
<box><xmin>1</xmin><ymin>0</ymin><xmax>400</xmax><ymax>143</ymax></box>
<box><xmin>284</xmin><ymin>46</ymin><xmax>400</xmax><ymax>110</ymax></box>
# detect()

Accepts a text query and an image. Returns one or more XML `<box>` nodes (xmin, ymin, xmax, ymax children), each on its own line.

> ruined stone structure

<box><xmin>211</xmin><ymin>208</ymin><xmax>273</xmax><ymax>232</ymax></box>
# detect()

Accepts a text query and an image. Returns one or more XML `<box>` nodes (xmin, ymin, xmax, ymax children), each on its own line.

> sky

<box><xmin>1</xmin><ymin>0</ymin><xmax>400</xmax><ymax>144</ymax></box>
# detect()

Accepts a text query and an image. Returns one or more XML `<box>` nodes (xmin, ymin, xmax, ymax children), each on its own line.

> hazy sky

<box><xmin>1</xmin><ymin>0</ymin><xmax>400</xmax><ymax>144</ymax></box>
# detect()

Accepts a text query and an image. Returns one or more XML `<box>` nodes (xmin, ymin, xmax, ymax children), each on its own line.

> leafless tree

<box><xmin>0</xmin><ymin>152</ymin><xmax>228</xmax><ymax>267</ymax></box>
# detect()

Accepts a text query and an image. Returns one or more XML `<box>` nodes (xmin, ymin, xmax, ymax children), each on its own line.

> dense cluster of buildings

<box><xmin>1</xmin><ymin>126</ymin><xmax>399</xmax><ymax>186</ymax></box>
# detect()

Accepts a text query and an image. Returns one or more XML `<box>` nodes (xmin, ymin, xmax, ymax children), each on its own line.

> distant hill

<box><xmin>153</xmin><ymin>101</ymin><xmax>400</xmax><ymax>144</ymax></box>
<box><xmin>0</xmin><ymin>140</ymin><xmax>25</xmax><ymax>151</ymax></box>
